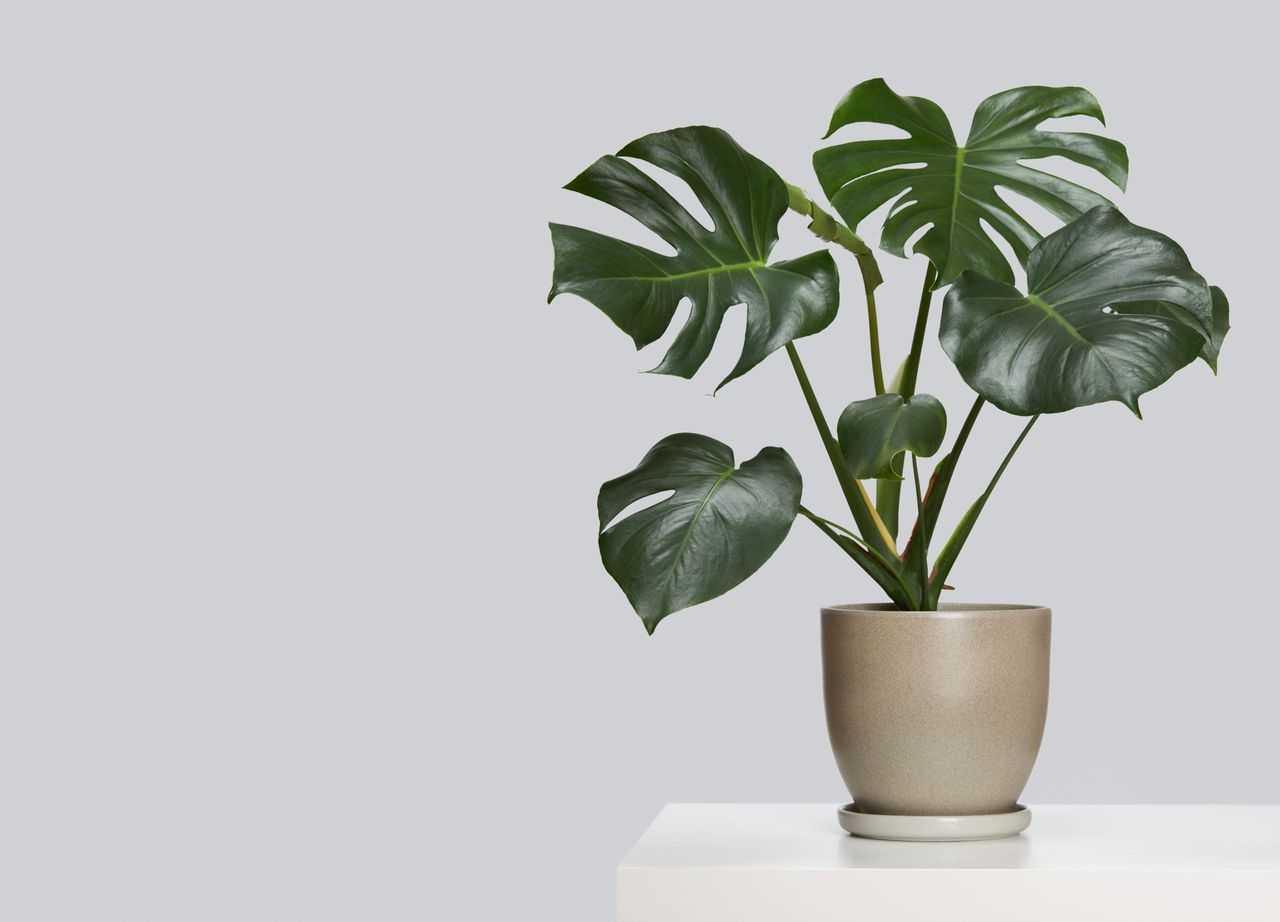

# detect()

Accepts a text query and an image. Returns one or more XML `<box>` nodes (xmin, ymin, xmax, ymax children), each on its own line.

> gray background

<box><xmin>1</xmin><ymin>1</ymin><xmax>1275</xmax><ymax>919</ymax></box>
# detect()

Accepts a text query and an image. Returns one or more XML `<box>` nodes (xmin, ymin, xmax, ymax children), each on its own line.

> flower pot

<box><xmin>822</xmin><ymin>603</ymin><xmax>1051</xmax><ymax>840</ymax></box>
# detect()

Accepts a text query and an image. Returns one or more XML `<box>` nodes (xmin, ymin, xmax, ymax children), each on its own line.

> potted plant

<box><xmin>546</xmin><ymin>78</ymin><xmax>1229</xmax><ymax>841</ymax></box>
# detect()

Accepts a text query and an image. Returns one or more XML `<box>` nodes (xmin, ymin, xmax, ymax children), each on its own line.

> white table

<box><xmin>618</xmin><ymin>804</ymin><xmax>1280</xmax><ymax>921</ymax></box>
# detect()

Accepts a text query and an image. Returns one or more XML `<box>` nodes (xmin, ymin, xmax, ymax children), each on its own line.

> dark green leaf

<box><xmin>940</xmin><ymin>206</ymin><xmax>1212</xmax><ymax>416</ymax></box>
<box><xmin>598</xmin><ymin>433</ymin><xmax>802</xmax><ymax>633</ymax></box>
<box><xmin>1119</xmin><ymin>285</ymin><xmax>1229</xmax><ymax>371</ymax></box>
<box><xmin>549</xmin><ymin>126</ymin><xmax>839</xmax><ymax>389</ymax></box>
<box><xmin>837</xmin><ymin>393</ymin><xmax>947</xmax><ymax>480</ymax></box>
<box><xmin>813</xmin><ymin>78</ymin><xmax>1127</xmax><ymax>287</ymax></box>
<box><xmin>1204</xmin><ymin>286</ymin><xmax>1230</xmax><ymax>372</ymax></box>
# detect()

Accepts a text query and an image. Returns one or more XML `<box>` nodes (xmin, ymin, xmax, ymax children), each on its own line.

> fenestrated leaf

<box><xmin>837</xmin><ymin>393</ymin><xmax>947</xmax><ymax>480</ymax></box>
<box><xmin>940</xmin><ymin>206</ymin><xmax>1212</xmax><ymax>417</ymax></box>
<box><xmin>549</xmin><ymin>127</ymin><xmax>838</xmax><ymax>389</ymax></box>
<box><xmin>598</xmin><ymin>433</ymin><xmax>802</xmax><ymax>633</ymax></box>
<box><xmin>813</xmin><ymin>78</ymin><xmax>1128</xmax><ymax>288</ymax></box>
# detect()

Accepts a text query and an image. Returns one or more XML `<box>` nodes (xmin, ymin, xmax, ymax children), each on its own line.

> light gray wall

<box><xmin>1</xmin><ymin>2</ymin><xmax>1274</xmax><ymax>920</ymax></box>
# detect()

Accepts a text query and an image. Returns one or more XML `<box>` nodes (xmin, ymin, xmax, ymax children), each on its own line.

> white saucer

<box><xmin>837</xmin><ymin>803</ymin><xmax>1031</xmax><ymax>841</ymax></box>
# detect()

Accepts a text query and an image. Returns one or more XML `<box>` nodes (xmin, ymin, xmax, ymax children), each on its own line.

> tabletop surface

<box><xmin>620</xmin><ymin>804</ymin><xmax>1280</xmax><ymax>871</ymax></box>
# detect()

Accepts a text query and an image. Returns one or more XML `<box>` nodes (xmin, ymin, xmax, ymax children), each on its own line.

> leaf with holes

<box><xmin>598</xmin><ymin>433</ymin><xmax>802</xmax><ymax>633</ymax></box>
<box><xmin>940</xmin><ymin>206</ymin><xmax>1212</xmax><ymax>416</ymax></box>
<box><xmin>813</xmin><ymin>78</ymin><xmax>1128</xmax><ymax>287</ymax></box>
<box><xmin>549</xmin><ymin>126</ymin><xmax>838</xmax><ymax>389</ymax></box>
<box><xmin>837</xmin><ymin>393</ymin><xmax>947</xmax><ymax>480</ymax></box>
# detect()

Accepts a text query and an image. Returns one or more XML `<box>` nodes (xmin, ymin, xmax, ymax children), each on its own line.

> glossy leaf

<box><xmin>598</xmin><ymin>433</ymin><xmax>802</xmax><ymax>633</ymax></box>
<box><xmin>837</xmin><ymin>393</ymin><xmax>947</xmax><ymax>480</ymax></box>
<box><xmin>940</xmin><ymin>206</ymin><xmax>1212</xmax><ymax>416</ymax></box>
<box><xmin>1204</xmin><ymin>286</ymin><xmax>1230</xmax><ymax>371</ymax></box>
<box><xmin>549</xmin><ymin>127</ymin><xmax>838</xmax><ymax>389</ymax></box>
<box><xmin>1115</xmin><ymin>284</ymin><xmax>1231</xmax><ymax>372</ymax></box>
<box><xmin>813</xmin><ymin>78</ymin><xmax>1127</xmax><ymax>287</ymax></box>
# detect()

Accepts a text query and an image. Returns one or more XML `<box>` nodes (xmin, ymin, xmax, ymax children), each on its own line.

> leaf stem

<box><xmin>875</xmin><ymin>478</ymin><xmax>901</xmax><ymax>543</ymax></box>
<box><xmin>785</xmin><ymin>183</ymin><xmax>885</xmax><ymax>394</ymax></box>
<box><xmin>907</xmin><ymin>394</ymin><xmax>985</xmax><ymax>552</ymax></box>
<box><xmin>785</xmin><ymin>342</ymin><xmax>898</xmax><ymax>560</ymax></box>
<box><xmin>864</xmin><ymin>287</ymin><xmax>885</xmax><ymax>396</ymax></box>
<box><xmin>899</xmin><ymin>261</ymin><xmax>939</xmax><ymax>399</ymax></box>
<box><xmin>898</xmin><ymin>395</ymin><xmax>983</xmax><ymax>604</ymax></box>
<box><xmin>927</xmin><ymin>413</ymin><xmax>1039</xmax><ymax>604</ymax></box>
<box><xmin>785</xmin><ymin>184</ymin><xmax>882</xmax><ymax>286</ymax></box>
<box><xmin>873</xmin><ymin>262</ymin><xmax>938</xmax><ymax>543</ymax></box>
<box><xmin>799</xmin><ymin>505</ymin><xmax>915</xmax><ymax>608</ymax></box>
<box><xmin>910</xmin><ymin>454</ymin><xmax>929</xmax><ymax>598</ymax></box>
<box><xmin>798</xmin><ymin>505</ymin><xmax>869</xmax><ymax>548</ymax></box>
<box><xmin>953</xmin><ymin>395</ymin><xmax>986</xmax><ymax>456</ymax></box>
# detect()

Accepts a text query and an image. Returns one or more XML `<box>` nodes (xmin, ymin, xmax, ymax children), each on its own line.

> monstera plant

<box><xmin>548</xmin><ymin>78</ymin><xmax>1228</xmax><ymax>633</ymax></box>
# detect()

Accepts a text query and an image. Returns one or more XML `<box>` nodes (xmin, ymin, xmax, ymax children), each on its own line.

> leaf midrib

<box><xmin>595</xmin><ymin>259</ymin><xmax>767</xmax><ymax>283</ymax></box>
<box><xmin>1025</xmin><ymin>293</ymin><xmax>1089</xmax><ymax>345</ymax></box>
<box><xmin>657</xmin><ymin>466</ymin><xmax>737</xmax><ymax>606</ymax></box>
<box><xmin>945</xmin><ymin>146</ymin><xmax>967</xmax><ymax>263</ymax></box>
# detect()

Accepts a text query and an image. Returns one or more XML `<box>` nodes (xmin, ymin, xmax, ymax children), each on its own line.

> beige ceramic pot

<box><xmin>822</xmin><ymin>603</ymin><xmax>1051</xmax><ymax>819</ymax></box>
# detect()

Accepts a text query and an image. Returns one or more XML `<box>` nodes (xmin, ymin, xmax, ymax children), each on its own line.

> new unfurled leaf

<box><xmin>814</xmin><ymin>78</ymin><xmax>1127</xmax><ymax>287</ymax></box>
<box><xmin>598</xmin><ymin>433</ymin><xmax>802</xmax><ymax>633</ymax></box>
<box><xmin>837</xmin><ymin>393</ymin><xmax>947</xmax><ymax>480</ymax></box>
<box><xmin>940</xmin><ymin>206</ymin><xmax>1212</xmax><ymax>416</ymax></box>
<box><xmin>549</xmin><ymin>127</ymin><xmax>838</xmax><ymax>389</ymax></box>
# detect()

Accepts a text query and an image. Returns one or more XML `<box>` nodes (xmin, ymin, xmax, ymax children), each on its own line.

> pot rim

<box><xmin>822</xmin><ymin>602</ymin><xmax>1049</xmax><ymax>619</ymax></box>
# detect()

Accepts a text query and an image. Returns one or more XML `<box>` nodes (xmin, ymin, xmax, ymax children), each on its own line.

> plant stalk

<box><xmin>911</xmin><ymin>455</ymin><xmax>929</xmax><ymax>599</ymax></box>
<box><xmin>952</xmin><ymin>396</ymin><xmax>987</xmax><ymax>456</ymax></box>
<box><xmin>785</xmin><ymin>183</ymin><xmax>883</xmax><ymax>289</ymax></box>
<box><xmin>785</xmin><ymin>183</ymin><xmax>885</xmax><ymax>395</ymax></box>
<box><xmin>902</xmin><ymin>395</ymin><xmax>985</xmax><ymax>555</ymax></box>
<box><xmin>798</xmin><ymin>505</ymin><xmax>871</xmax><ymax>549</ymax></box>
<box><xmin>785</xmin><ymin>342</ymin><xmax>898</xmax><ymax>560</ymax></box>
<box><xmin>875</xmin><ymin>479</ymin><xmax>901</xmax><ymax>543</ymax></box>
<box><xmin>927</xmin><ymin>414</ymin><xmax>1039</xmax><ymax>604</ymax></box>
<box><xmin>874</xmin><ymin>262</ymin><xmax>939</xmax><ymax>541</ymax></box>
<box><xmin>899</xmin><ymin>261</ymin><xmax>939</xmax><ymax>399</ymax></box>
<box><xmin>864</xmin><ymin>287</ymin><xmax>885</xmax><ymax>396</ymax></box>
<box><xmin>799</xmin><ymin>505</ymin><xmax>915</xmax><ymax>609</ymax></box>
<box><xmin>899</xmin><ymin>395</ymin><xmax>985</xmax><ymax>605</ymax></box>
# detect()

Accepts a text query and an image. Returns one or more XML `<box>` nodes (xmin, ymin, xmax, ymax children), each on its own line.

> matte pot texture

<box><xmin>822</xmin><ymin>603</ymin><xmax>1051</xmax><ymax>817</ymax></box>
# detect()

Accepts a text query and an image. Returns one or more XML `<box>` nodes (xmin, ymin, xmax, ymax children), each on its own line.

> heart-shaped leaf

<box><xmin>813</xmin><ymin>78</ymin><xmax>1128</xmax><ymax>287</ymax></box>
<box><xmin>837</xmin><ymin>394</ymin><xmax>947</xmax><ymax>480</ymax></box>
<box><xmin>940</xmin><ymin>206</ymin><xmax>1212</xmax><ymax>416</ymax></box>
<box><xmin>549</xmin><ymin>127</ymin><xmax>838</xmax><ymax>389</ymax></box>
<box><xmin>598</xmin><ymin>433</ymin><xmax>802</xmax><ymax>633</ymax></box>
